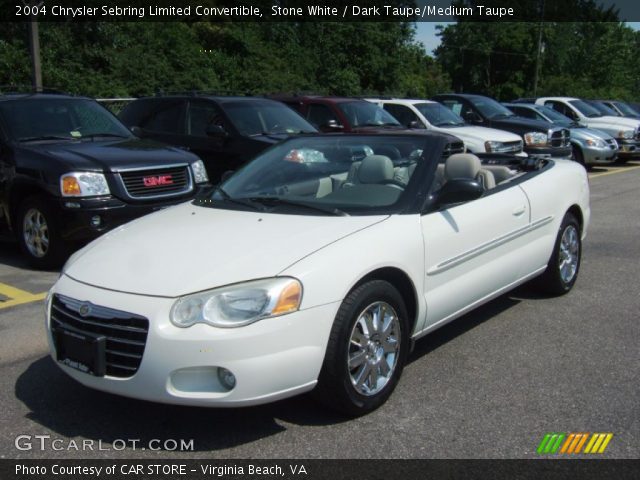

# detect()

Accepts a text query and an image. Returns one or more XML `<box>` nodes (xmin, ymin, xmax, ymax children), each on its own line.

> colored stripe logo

<box><xmin>537</xmin><ymin>433</ymin><xmax>613</xmax><ymax>454</ymax></box>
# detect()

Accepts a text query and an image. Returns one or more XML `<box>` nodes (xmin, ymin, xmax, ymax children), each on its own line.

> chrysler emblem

<box><xmin>79</xmin><ymin>303</ymin><xmax>92</xmax><ymax>317</ymax></box>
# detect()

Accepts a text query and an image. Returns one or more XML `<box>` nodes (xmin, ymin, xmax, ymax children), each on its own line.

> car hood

<box><xmin>438</xmin><ymin>125</ymin><xmax>522</xmax><ymax>143</ymax></box>
<box><xmin>583</xmin><ymin>116</ymin><xmax>640</xmax><ymax>131</ymax></box>
<box><xmin>571</xmin><ymin>127</ymin><xmax>615</xmax><ymax>141</ymax></box>
<box><xmin>23</xmin><ymin>138</ymin><xmax>197</xmax><ymax>172</ymax></box>
<box><xmin>490</xmin><ymin>116</ymin><xmax>555</xmax><ymax>132</ymax></box>
<box><xmin>64</xmin><ymin>202</ymin><xmax>388</xmax><ymax>297</ymax></box>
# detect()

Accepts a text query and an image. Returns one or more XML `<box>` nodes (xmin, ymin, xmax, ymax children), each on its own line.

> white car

<box><xmin>46</xmin><ymin>133</ymin><xmax>590</xmax><ymax>415</ymax></box>
<box><xmin>367</xmin><ymin>98</ymin><xmax>525</xmax><ymax>156</ymax></box>
<box><xmin>533</xmin><ymin>97</ymin><xmax>640</xmax><ymax>159</ymax></box>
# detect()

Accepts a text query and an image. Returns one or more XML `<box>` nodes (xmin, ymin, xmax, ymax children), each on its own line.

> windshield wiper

<box><xmin>205</xmin><ymin>187</ymin><xmax>263</xmax><ymax>211</ymax></box>
<box><xmin>19</xmin><ymin>135</ymin><xmax>76</xmax><ymax>143</ymax></box>
<box><xmin>81</xmin><ymin>133</ymin><xmax>130</xmax><ymax>140</ymax></box>
<box><xmin>247</xmin><ymin>196</ymin><xmax>348</xmax><ymax>216</ymax></box>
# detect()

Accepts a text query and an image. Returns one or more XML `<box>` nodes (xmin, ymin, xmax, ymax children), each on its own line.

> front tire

<box><xmin>314</xmin><ymin>280</ymin><xmax>410</xmax><ymax>416</ymax></box>
<box><xmin>16</xmin><ymin>196</ymin><xmax>67</xmax><ymax>269</ymax></box>
<box><xmin>536</xmin><ymin>213</ymin><xmax>581</xmax><ymax>295</ymax></box>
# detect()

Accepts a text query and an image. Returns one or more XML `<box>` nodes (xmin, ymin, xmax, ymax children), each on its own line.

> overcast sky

<box><xmin>415</xmin><ymin>21</ymin><xmax>640</xmax><ymax>55</ymax></box>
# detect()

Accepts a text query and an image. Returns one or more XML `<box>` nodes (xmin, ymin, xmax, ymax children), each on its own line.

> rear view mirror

<box><xmin>434</xmin><ymin>179</ymin><xmax>484</xmax><ymax>208</ymax></box>
<box><xmin>206</xmin><ymin>124</ymin><xmax>228</xmax><ymax>138</ymax></box>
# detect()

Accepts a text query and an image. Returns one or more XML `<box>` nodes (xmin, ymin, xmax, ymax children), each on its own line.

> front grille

<box><xmin>443</xmin><ymin>141</ymin><xmax>465</xmax><ymax>159</ymax></box>
<box><xmin>51</xmin><ymin>294</ymin><xmax>148</xmax><ymax>378</ymax></box>
<box><xmin>549</xmin><ymin>128</ymin><xmax>570</xmax><ymax>148</ymax></box>
<box><xmin>635</xmin><ymin>128</ymin><xmax>640</xmax><ymax>141</ymax></box>
<box><xmin>119</xmin><ymin>165</ymin><xmax>192</xmax><ymax>199</ymax></box>
<box><xmin>606</xmin><ymin>138</ymin><xmax>618</xmax><ymax>150</ymax></box>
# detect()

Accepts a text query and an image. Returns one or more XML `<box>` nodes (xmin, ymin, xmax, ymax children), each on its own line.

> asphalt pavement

<box><xmin>0</xmin><ymin>163</ymin><xmax>638</xmax><ymax>459</ymax></box>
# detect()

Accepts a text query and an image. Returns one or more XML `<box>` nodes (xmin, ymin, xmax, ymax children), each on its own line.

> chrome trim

<box><xmin>117</xmin><ymin>165</ymin><xmax>194</xmax><ymax>201</ymax></box>
<box><xmin>111</xmin><ymin>162</ymin><xmax>189</xmax><ymax>173</ymax></box>
<box><xmin>427</xmin><ymin>215</ymin><xmax>554</xmax><ymax>275</ymax></box>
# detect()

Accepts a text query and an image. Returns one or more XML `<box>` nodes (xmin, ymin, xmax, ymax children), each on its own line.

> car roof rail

<box><xmin>0</xmin><ymin>85</ymin><xmax>71</xmax><ymax>96</ymax></box>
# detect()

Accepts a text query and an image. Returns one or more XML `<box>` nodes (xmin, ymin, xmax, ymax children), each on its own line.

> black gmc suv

<box><xmin>119</xmin><ymin>95</ymin><xmax>317</xmax><ymax>182</ymax></box>
<box><xmin>0</xmin><ymin>93</ymin><xmax>210</xmax><ymax>268</ymax></box>
<box><xmin>432</xmin><ymin>94</ymin><xmax>572</xmax><ymax>158</ymax></box>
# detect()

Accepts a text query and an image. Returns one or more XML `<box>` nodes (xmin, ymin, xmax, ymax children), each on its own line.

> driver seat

<box><xmin>444</xmin><ymin>153</ymin><xmax>496</xmax><ymax>189</ymax></box>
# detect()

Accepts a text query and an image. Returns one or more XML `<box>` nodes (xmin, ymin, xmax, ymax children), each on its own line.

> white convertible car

<box><xmin>45</xmin><ymin>133</ymin><xmax>589</xmax><ymax>415</ymax></box>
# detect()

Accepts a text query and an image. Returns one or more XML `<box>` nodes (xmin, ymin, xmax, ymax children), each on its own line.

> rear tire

<box><xmin>314</xmin><ymin>280</ymin><xmax>410</xmax><ymax>416</ymax></box>
<box><xmin>16</xmin><ymin>196</ymin><xmax>67</xmax><ymax>269</ymax></box>
<box><xmin>535</xmin><ymin>212</ymin><xmax>581</xmax><ymax>296</ymax></box>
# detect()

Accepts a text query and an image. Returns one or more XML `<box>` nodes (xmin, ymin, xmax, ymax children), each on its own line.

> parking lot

<box><xmin>1</xmin><ymin>161</ymin><xmax>638</xmax><ymax>459</ymax></box>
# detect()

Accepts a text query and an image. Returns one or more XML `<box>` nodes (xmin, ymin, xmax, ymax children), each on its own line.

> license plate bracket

<box><xmin>54</xmin><ymin>327</ymin><xmax>106</xmax><ymax>377</ymax></box>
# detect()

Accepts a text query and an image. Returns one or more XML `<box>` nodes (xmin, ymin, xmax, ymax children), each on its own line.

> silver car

<box><xmin>504</xmin><ymin>103</ymin><xmax>618</xmax><ymax>167</ymax></box>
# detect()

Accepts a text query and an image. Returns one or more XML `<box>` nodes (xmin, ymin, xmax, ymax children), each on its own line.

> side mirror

<box><xmin>322</xmin><ymin>119</ymin><xmax>344</xmax><ymax>132</ymax></box>
<box><xmin>206</xmin><ymin>124</ymin><xmax>228</xmax><ymax>138</ymax></box>
<box><xmin>130</xmin><ymin>126</ymin><xmax>143</xmax><ymax>137</ymax></box>
<box><xmin>433</xmin><ymin>179</ymin><xmax>484</xmax><ymax>208</ymax></box>
<box><xmin>462</xmin><ymin>111</ymin><xmax>482</xmax><ymax>124</ymax></box>
<box><xmin>408</xmin><ymin>120</ymin><xmax>426</xmax><ymax>129</ymax></box>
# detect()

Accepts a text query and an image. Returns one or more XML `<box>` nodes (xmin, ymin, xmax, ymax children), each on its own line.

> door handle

<box><xmin>512</xmin><ymin>206</ymin><xmax>526</xmax><ymax>216</ymax></box>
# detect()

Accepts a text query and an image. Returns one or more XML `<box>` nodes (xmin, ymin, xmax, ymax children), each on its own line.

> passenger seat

<box><xmin>443</xmin><ymin>153</ymin><xmax>496</xmax><ymax>189</ymax></box>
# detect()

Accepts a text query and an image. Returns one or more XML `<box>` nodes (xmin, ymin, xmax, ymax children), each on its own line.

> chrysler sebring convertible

<box><xmin>45</xmin><ymin>133</ymin><xmax>590</xmax><ymax>415</ymax></box>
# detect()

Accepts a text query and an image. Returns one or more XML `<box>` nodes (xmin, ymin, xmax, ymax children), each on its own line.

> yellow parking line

<box><xmin>0</xmin><ymin>282</ymin><xmax>47</xmax><ymax>310</ymax></box>
<box><xmin>590</xmin><ymin>165</ymin><xmax>640</xmax><ymax>178</ymax></box>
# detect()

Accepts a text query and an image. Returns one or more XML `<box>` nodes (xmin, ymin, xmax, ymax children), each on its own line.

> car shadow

<box><xmin>15</xmin><ymin>356</ymin><xmax>349</xmax><ymax>452</ymax></box>
<box><xmin>0</xmin><ymin>240</ymin><xmax>60</xmax><ymax>273</ymax></box>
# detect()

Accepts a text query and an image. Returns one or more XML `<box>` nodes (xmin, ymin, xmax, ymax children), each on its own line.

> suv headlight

<box><xmin>170</xmin><ymin>277</ymin><xmax>302</xmax><ymax>328</ymax></box>
<box><xmin>484</xmin><ymin>141</ymin><xmax>504</xmax><ymax>152</ymax></box>
<box><xmin>618</xmin><ymin>130</ymin><xmax>634</xmax><ymax>139</ymax></box>
<box><xmin>60</xmin><ymin>172</ymin><xmax>110</xmax><ymax>197</ymax></box>
<box><xmin>523</xmin><ymin>132</ymin><xmax>548</xmax><ymax>146</ymax></box>
<box><xmin>191</xmin><ymin>160</ymin><xmax>209</xmax><ymax>184</ymax></box>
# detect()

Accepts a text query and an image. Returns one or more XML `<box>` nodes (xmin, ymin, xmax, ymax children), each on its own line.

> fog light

<box><xmin>217</xmin><ymin>367</ymin><xmax>236</xmax><ymax>390</ymax></box>
<box><xmin>90</xmin><ymin>215</ymin><xmax>102</xmax><ymax>227</ymax></box>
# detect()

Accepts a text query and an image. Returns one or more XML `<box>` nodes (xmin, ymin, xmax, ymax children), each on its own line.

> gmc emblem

<box><xmin>143</xmin><ymin>174</ymin><xmax>173</xmax><ymax>187</ymax></box>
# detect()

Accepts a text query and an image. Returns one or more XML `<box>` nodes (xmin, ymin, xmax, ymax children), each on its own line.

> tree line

<box><xmin>0</xmin><ymin>3</ymin><xmax>637</xmax><ymax>101</ymax></box>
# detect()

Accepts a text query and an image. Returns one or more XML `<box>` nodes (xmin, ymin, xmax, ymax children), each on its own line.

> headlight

<box><xmin>523</xmin><ymin>132</ymin><xmax>548</xmax><ymax>146</ymax></box>
<box><xmin>484</xmin><ymin>141</ymin><xmax>504</xmax><ymax>152</ymax></box>
<box><xmin>585</xmin><ymin>138</ymin><xmax>605</xmax><ymax>148</ymax></box>
<box><xmin>191</xmin><ymin>160</ymin><xmax>209</xmax><ymax>184</ymax></box>
<box><xmin>60</xmin><ymin>172</ymin><xmax>110</xmax><ymax>197</ymax></box>
<box><xmin>618</xmin><ymin>130</ymin><xmax>634</xmax><ymax>139</ymax></box>
<box><xmin>170</xmin><ymin>277</ymin><xmax>302</xmax><ymax>328</ymax></box>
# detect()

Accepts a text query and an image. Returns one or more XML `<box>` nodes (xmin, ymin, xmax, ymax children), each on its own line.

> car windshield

<box><xmin>536</xmin><ymin>105</ymin><xmax>574</xmax><ymax>126</ymax></box>
<box><xmin>337</xmin><ymin>101</ymin><xmax>401</xmax><ymax>127</ymax></box>
<box><xmin>0</xmin><ymin>98</ymin><xmax>132</xmax><ymax>142</ymax></box>
<box><xmin>585</xmin><ymin>100</ymin><xmax>619</xmax><ymax>117</ymax></box>
<box><xmin>568</xmin><ymin>100</ymin><xmax>602</xmax><ymax>118</ymax></box>
<box><xmin>613</xmin><ymin>101</ymin><xmax>639</xmax><ymax>116</ymax></box>
<box><xmin>199</xmin><ymin>135</ymin><xmax>433</xmax><ymax>215</ymax></box>
<box><xmin>469</xmin><ymin>97</ymin><xmax>515</xmax><ymax>119</ymax></box>
<box><xmin>415</xmin><ymin>103</ymin><xmax>465</xmax><ymax>127</ymax></box>
<box><xmin>223</xmin><ymin>101</ymin><xmax>317</xmax><ymax>136</ymax></box>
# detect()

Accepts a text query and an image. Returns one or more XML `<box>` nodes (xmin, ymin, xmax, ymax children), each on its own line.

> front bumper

<box><xmin>45</xmin><ymin>275</ymin><xmax>338</xmax><ymax>407</ymax></box>
<box><xmin>524</xmin><ymin>145</ymin><xmax>572</xmax><ymax>159</ymax></box>
<box><xmin>56</xmin><ymin>186</ymin><xmax>210</xmax><ymax>242</ymax></box>
<box><xmin>580</xmin><ymin>143</ymin><xmax>618</xmax><ymax>164</ymax></box>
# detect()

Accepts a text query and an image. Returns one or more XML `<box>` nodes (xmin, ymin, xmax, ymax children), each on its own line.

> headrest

<box><xmin>445</xmin><ymin>153</ymin><xmax>482</xmax><ymax>179</ymax></box>
<box><xmin>358</xmin><ymin>155</ymin><xmax>394</xmax><ymax>184</ymax></box>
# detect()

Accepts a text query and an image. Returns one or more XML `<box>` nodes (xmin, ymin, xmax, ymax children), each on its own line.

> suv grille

<box><xmin>496</xmin><ymin>140</ymin><xmax>523</xmax><ymax>154</ymax></box>
<box><xmin>119</xmin><ymin>165</ymin><xmax>192</xmax><ymax>199</ymax></box>
<box><xmin>443</xmin><ymin>141</ymin><xmax>465</xmax><ymax>159</ymax></box>
<box><xmin>51</xmin><ymin>294</ymin><xmax>148</xmax><ymax>378</ymax></box>
<box><xmin>635</xmin><ymin>128</ymin><xmax>640</xmax><ymax>141</ymax></box>
<box><xmin>549</xmin><ymin>128</ymin><xmax>570</xmax><ymax>148</ymax></box>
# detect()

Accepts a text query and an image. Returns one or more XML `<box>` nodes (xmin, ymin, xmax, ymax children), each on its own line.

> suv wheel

<box><xmin>17</xmin><ymin>196</ymin><xmax>66</xmax><ymax>269</ymax></box>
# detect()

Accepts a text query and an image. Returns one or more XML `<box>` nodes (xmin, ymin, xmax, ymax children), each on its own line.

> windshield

<box><xmin>536</xmin><ymin>105</ymin><xmax>574</xmax><ymax>126</ymax></box>
<box><xmin>337</xmin><ymin>101</ymin><xmax>401</xmax><ymax>127</ymax></box>
<box><xmin>585</xmin><ymin>100</ymin><xmax>619</xmax><ymax>117</ymax></box>
<box><xmin>415</xmin><ymin>103</ymin><xmax>465</xmax><ymax>127</ymax></box>
<box><xmin>613</xmin><ymin>101</ymin><xmax>639</xmax><ymax>116</ymax></box>
<box><xmin>200</xmin><ymin>135</ymin><xmax>433</xmax><ymax>215</ymax></box>
<box><xmin>469</xmin><ymin>97</ymin><xmax>515</xmax><ymax>119</ymax></box>
<box><xmin>0</xmin><ymin>98</ymin><xmax>132</xmax><ymax>142</ymax></box>
<box><xmin>223</xmin><ymin>101</ymin><xmax>317</xmax><ymax>136</ymax></box>
<box><xmin>568</xmin><ymin>100</ymin><xmax>602</xmax><ymax>118</ymax></box>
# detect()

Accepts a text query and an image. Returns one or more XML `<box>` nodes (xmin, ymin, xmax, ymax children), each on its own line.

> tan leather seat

<box><xmin>444</xmin><ymin>153</ymin><xmax>496</xmax><ymax>189</ymax></box>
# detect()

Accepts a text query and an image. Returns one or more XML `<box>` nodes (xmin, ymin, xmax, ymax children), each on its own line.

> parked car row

<box><xmin>0</xmin><ymin>88</ymin><xmax>636</xmax><ymax>268</ymax></box>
